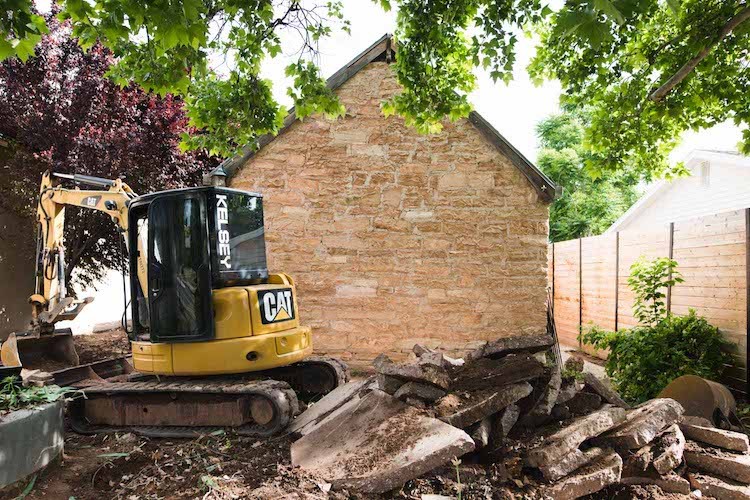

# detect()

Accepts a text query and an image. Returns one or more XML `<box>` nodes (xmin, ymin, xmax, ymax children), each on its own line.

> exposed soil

<box><xmin>21</xmin><ymin>328</ymin><xmax>131</xmax><ymax>373</ymax></box>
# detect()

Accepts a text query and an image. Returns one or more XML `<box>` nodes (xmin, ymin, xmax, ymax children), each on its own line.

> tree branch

<box><xmin>649</xmin><ymin>3</ymin><xmax>750</xmax><ymax>102</ymax></box>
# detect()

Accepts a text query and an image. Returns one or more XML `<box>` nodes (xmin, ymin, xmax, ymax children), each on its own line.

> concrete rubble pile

<box><xmin>288</xmin><ymin>335</ymin><xmax>750</xmax><ymax>498</ymax></box>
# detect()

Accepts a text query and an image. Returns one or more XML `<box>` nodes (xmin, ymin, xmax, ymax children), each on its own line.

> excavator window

<box><xmin>146</xmin><ymin>193</ymin><xmax>213</xmax><ymax>342</ymax></box>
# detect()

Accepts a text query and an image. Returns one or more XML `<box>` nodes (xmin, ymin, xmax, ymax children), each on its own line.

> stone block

<box><xmin>596</xmin><ymin>398</ymin><xmax>683</xmax><ymax>449</ymax></box>
<box><xmin>451</xmin><ymin>355</ymin><xmax>545</xmax><ymax>392</ymax></box>
<box><xmin>466</xmin><ymin>334</ymin><xmax>554</xmax><ymax>361</ymax></box>
<box><xmin>374</xmin><ymin>354</ymin><xmax>451</xmax><ymax>390</ymax></box>
<box><xmin>680</xmin><ymin>423</ymin><xmax>750</xmax><ymax>454</ymax></box>
<box><xmin>652</xmin><ymin>424</ymin><xmax>685</xmax><ymax>475</ymax></box>
<box><xmin>289</xmin><ymin>378</ymin><xmax>376</xmax><ymax>437</ymax></box>
<box><xmin>691</xmin><ymin>472</ymin><xmax>750</xmax><ymax>499</ymax></box>
<box><xmin>685</xmin><ymin>441</ymin><xmax>750</xmax><ymax>484</ymax></box>
<box><xmin>526</xmin><ymin>406</ymin><xmax>627</xmax><ymax>469</ymax></box>
<box><xmin>491</xmin><ymin>403</ymin><xmax>520</xmax><ymax>445</ymax></box>
<box><xmin>393</xmin><ymin>381</ymin><xmax>447</xmax><ymax>402</ymax></box>
<box><xmin>435</xmin><ymin>382</ymin><xmax>532</xmax><ymax>429</ymax></box>
<box><xmin>541</xmin><ymin>450</ymin><xmax>623</xmax><ymax>500</ymax></box>
<box><xmin>470</xmin><ymin>417</ymin><xmax>492</xmax><ymax>448</ymax></box>
<box><xmin>540</xmin><ymin>446</ymin><xmax>609</xmax><ymax>482</ymax></box>
<box><xmin>582</xmin><ymin>372</ymin><xmax>629</xmax><ymax>409</ymax></box>
<box><xmin>621</xmin><ymin>470</ymin><xmax>691</xmax><ymax>495</ymax></box>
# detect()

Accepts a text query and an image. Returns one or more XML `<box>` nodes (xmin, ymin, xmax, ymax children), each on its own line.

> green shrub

<box><xmin>627</xmin><ymin>256</ymin><xmax>683</xmax><ymax>326</ymax></box>
<box><xmin>582</xmin><ymin>310</ymin><xmax>730</xmax><ymax>403</ymax></box>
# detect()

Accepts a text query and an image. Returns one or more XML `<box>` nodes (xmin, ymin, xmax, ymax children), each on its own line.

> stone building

<box><xmin>211</xmin><ymin>34</ymin><xmax>558</xmax><ymax>364</ymax></box>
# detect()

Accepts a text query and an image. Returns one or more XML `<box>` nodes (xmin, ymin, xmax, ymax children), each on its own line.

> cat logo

<box><xmin>82</xmin><ymin>195</ymin><xmax>101</xmax><ymax>208</ymax></box>
<box><xmin>258</xmin><ymin>288</ymin><xmax>295</xmax><ymax>324</ymax></box>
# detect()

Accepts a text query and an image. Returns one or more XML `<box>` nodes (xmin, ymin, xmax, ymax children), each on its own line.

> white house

<box><xmin>606</xmin><ymin>150</ymin><xmax>750</xmax><ymax>233</ymax></box>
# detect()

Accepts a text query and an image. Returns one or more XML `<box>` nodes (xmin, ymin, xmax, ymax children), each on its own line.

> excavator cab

<box><xmin>127</xmin><ymin>187</ymin><xmax>268</xmax><ymax>343</ymax></box>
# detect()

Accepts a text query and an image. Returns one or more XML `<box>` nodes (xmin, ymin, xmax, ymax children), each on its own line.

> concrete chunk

<box><xmin>467</xmin><ymin>334</ymin><xmax>554</xmax><ymax>361</ymax></box>
<box><xmin>470</xmin><ymin>417</ymin><xmax>492</xmax><ymax>448</ymax></box>
<box><xmin>621</xmin><ymin>470</ymin><xmax>691</xmax><ymax>495</ymax></box>
<box><xmin>526</xmin><ymin>367</ymin><xmax>562</xmax><ymax>418</ymax></box>
<box><xmin>565</xmin><ymin>392</ymin><xmax>602</xmax><ymax>416</ymax></box>
<box><xmin>393</xmin><ymin>381</ymin><xmax>447</xmax><ymax>402</ymax></box>
<box><xmin>692</xmin><ymin>472</ymin><xmax>750</xmax><ymax>500</ymax></box>
<box><xmin>556</xmin><ymin>378</ymin><xmax>579</xmax><ymax>405</ymax></box>
<box><xmin>583</xmin><ymin>372</ymin><xmax>630</xmax><ymax>409</ymax></box>
<box><xmin>526</xmin><ymin>406</ymin><xmax>627</xmax><ymax>468</ymax></box>
<box><xmin>291</xmin><ymin>390</ymin><xmax>475</xmax><ymax>494</ymax></box>
<box><xmin>435</xmin><ymin>382</ymin><xmax>532</xmax><ymax>429</ymax></box>
<box><xmin>596</xmin><ymin>398</ymin><xmax>683</xmax><ymax>449</ymax></box>
<box><xmin>653</xmin><ymin>424</ymin><xmax>685</xmax><ymax>475</ymax></box>
<box><xmin>681</xmin><ymin>423</ymin><xmax>750</xmax><ymax>453</ymax></box>
<box><xmin>289</xmin><ymin>378</ymin><xmax>374</xmax><ymax>437</ymax></box>
<box><xmin>541</xmin><ymin>450</ymin><xmax>622</xmax><ymax>500</ymax></box>
<box><xmin>374</xmin><ymin>355</ymin><xmax>451</xmax><ymax>390</ymax></box>
<box><xmin>540</xmin><ymin>446</ymin><xmax>609</xmax><ymax>482</ymax></box>
<box><xmin>685</xmin><ymin>441</ymin><xmax>750</xmax><ymax>484</ymax></box>
<box><xmin>451</xmin><ymin>355</ymin><xmax>544</xmax><ymax>391</ymax></box>
<box><xmin>491</xmin><ymin>403</ymin><xmax>520</xmax><ymax>444</ymax></box>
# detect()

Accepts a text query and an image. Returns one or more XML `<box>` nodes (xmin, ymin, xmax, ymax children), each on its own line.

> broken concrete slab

<box><xmin>466</xmin><ymin>334</ymin><xmax>554</xmax><ymax>361</ymax></box>
<box><xmin>374</xmin><ymin>354</ymin><xmax>451</xmax><ymax>390</ymax></box>
<box><xmin>540</xmin><ymin>446</ymin><xmax>608</xmax><ymax>482</ymax></box>
<box><xmin>653</xmin><ymin>424</ymin><xmax>685</xmax><ymax>475</ymax></box>
<box><xmin>289</xmin><ymin>378</ymin><xmax>376</xmax><ymax>437</ymax></box>
<box><xmin>435</xmin><ymin>382</ymin><xmax>533</xmax><ymax>429</ymax></box>
<box><xmin>526</xmin><ymin>366</ymin><xmax>562</xmax><ymax>418</ymax></box>
<box><xmin>684</xmin><ymin>441</ymin><xmax>750</xmax><ymax>484</ymax></box>
<box><xmin>566</xmin><ymin>392</ymin><xmax>602</xmax><ymax>416</ymax></box>
<box><xmin>526</xmin><ymin>406</ymin><xmax>627</xmax><ymax>469</ymax></box>
<box><xmin>621</xmin><ymin>470</ymin><xmax>691</xmax><ymax>495</ymax></box>
<box><xmin>691</xmin><ymin>472</ymin><xmax>750</xmax><ymax>500</ymax></box>
<box><xmin>291</xmin><ymin>389</ymin><xmax>475</xmax><ymax>494</ymax></box>
<box><xmin>451</xmin><ymin>355</ymin><xmax>544</xmax><ymax>392</ymax></box>
<box><xmin>595</xmin><ymin>398</ymin><xmax>683</xmax><ymax>449</ymax></box>
<box><xmin>377</xmin><ymin>373</ymin><xmax>404</xmax><ymax>394</ymax></box>
<box><xmin>490</xmin><ymin>403</ymin><xmax>520</xmax><ymax>446</ymax></box>
<box><xmin>540</xmin><ymin>449</ymin><xmax>623</xmax><ymax>500</ymax></box>
<box><xmin>583</xmin><ymin>372</ymin><xmax>629</xmax><ymax>409</ymax></box>
<box><xmin>556</xmin><ymin>378</ymin><xmax>579</xmax><ymax>405</ymax></box>
<box><xmin>680</xmin><ymin>422</ymin><xmax>750</xmax><ymax>454</ymax></box>
<box><xmin>470</xmin><ymin>417</ymin><xmax>491</xmax><ymax>449</ymax></box>
<box><xmin>393</xmin><ymin>381</ymin><xmax>447</xmax><ymax>402</ymax></box>
<box><xmin>683</xmin><ymin>415</ymin><xmax>715</xmax><ymax>427</ymax></box>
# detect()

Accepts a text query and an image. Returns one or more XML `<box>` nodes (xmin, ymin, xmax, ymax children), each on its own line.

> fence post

<box><xmin>667</xmin><ymin>222</ymin><xmax>675</xmax><ymax>314</ymax></box>
<box><xmin>615</xmin><ymin>232</ymin><xmax>620</xmax><ymax>332</ymax></box>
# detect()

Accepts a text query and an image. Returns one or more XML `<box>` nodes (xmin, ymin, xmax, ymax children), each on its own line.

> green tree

<box><xmin>4</xmin><ymin>1</ymin><xmax>749</xmax><ymax>174</ymax></box>
<box><xmin>536</xmin><ymin>111</ymin><xmax>640</xmax><ymax>242</ymax></box>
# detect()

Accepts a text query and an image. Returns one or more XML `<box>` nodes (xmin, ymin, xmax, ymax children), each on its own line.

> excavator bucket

<box><xmin>0</xmin><ymin>333</ymin><xmax>23</xmax><ymax>378</ymax></box>
<box><xmin>14</xmin><ymin>328</ymin><xmax>79</xmax><ymax>370</ymax></box>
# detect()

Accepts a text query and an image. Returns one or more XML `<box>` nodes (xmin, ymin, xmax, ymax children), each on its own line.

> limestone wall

<box><xmin>231</xmin><ymin>62</ymin><xmax>549</xmax><ymax>364</ymax></box>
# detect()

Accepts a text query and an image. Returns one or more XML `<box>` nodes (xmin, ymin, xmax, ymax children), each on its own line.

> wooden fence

<box><xmin>550</xmin><ymin>208</ymin><xmax>749</xmax><ymax>396</ymax></box>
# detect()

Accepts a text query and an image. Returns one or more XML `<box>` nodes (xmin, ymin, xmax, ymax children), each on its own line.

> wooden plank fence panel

<box><xmin>553</xmin><ymin>239</ymin><xmax>580</xmax><ymax>349</ymax></box>
<box><xmin>550</xmin><ymin>207</ymin><xmax>749</xmax><ymax>397</ymax></box>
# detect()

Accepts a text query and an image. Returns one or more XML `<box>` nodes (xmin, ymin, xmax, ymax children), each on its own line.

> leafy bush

<box><xmin>627</xmin><ymin>257</ymin><xmax>683</xmax><ymax>326</ymax></box>
<box><xmin>582</xmin><ymin>310</ymin><xmax>730</xmax><ymax>403</ymax></box>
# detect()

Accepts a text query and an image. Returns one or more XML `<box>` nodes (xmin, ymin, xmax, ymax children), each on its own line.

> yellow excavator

<box><xmin>6</xmin><ymin>171</ymin><xmax>347</xmax><ymax>436</ymax></box>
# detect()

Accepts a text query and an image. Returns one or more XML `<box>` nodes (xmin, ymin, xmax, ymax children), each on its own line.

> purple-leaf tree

<box><xmin>0</xmin><ymin>16</ymin><xmax>219</xmax><ymax>291</ymax></box>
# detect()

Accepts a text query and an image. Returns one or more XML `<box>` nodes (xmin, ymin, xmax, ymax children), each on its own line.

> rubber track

<box><xmin>69</xmin><ymin>378</ymin><xmax>299</xmax><ymax>438</ymax></box>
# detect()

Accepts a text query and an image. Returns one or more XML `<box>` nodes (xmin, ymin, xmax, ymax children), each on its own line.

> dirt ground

<box><xmin>2</xmin><ymin>333</ymin><xmax>683</xmax><ymax>500</ymax></box>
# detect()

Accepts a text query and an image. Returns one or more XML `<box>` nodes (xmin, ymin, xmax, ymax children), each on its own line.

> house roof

<box><xmin>211</xmin><ymin>34</ymin><xmax>559</xmax><ymax>203</ymax></box>
<box><xmin>604</xmin><ymin>149</ymin><xmax>750</xmax><ymax>233</ymax></box>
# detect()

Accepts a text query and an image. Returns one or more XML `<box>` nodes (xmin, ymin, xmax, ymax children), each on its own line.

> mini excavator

<box><xmin>10</xmin><ymin>171</ymin><xmax>348</xmax><ymax>436</ymax></box>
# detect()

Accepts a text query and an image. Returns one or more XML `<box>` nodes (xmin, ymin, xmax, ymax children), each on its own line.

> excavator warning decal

<box><xmin>258</xmin><ymin>288</ymin><xmax>295</xmax><ymax>324</ymax></box>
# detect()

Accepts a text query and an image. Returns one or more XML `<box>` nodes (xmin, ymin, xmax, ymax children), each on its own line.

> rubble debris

<box><xmin>288</xmin><ymin>378</ymin><xmax>374</xmax><ymax>437</ymax></box>
<box><xmin>558</xmin><ymin>391</ymin><xmax>602</xmax><ymax>418</ymax></box>
<box><xmin>489</xmin><ymin>403</ymin><xmax>520</xmax><ymax>450</ymax></box>
<box><xmin>652</xmin><ymin>424</ymin><xmax>685</xmax><ymax>474</ymax></box>
<box><xmin>596</xmin><ymin>398</ymin><xmax>684</xmax><ymax>449</ymax></box>
<box><xmin>377</xmin><ymin>373</ymin><xmax>405</xmax><ymax>394</ymax></box>
<box><xmin>683</xmin><ymin>415</ymin><xmax>715</xmax><ymax>427</ymax></box>
<box><xmin>556</xmin><ymin>378</ymin><xmax>579</xmax><ymax>405</ymax></box>
<box><xmin>583</xmin><ymin>372</ymin><xmax>630</xmax><ymax>409</ymax></box>
<box><xmin>291</xmin><ymin>389</ymin><xmax>474</xmax><ymax>494</ymax></box>
<box><xmin>466</xmin><ymin>334</ymin><xmax>554</xmax><ymax>361</ymax></box>
<box><xmin>621</xmin><ymin>469</ymin><xmax>691</xmax><ymax>494</ymax></box>
<box><xmin>525</xmin><ymin>406</ymin><xmax>627</xmax><ymax>468</ymax></box>
<box><xmin>564</xmin><ymin>355</ymin><xmax>585</xmax><ymax>373</ymax></box>
<box><xmin>435</xmin><ymin>382</ymin><xmax>533</xmax><ymax>429</ymax></box>
<box><xmin>470</xmin><ymin>417</ymin><xmax>492</xmax><ymax>448</ymax></box>
<box><xmin>680</xmin><ymin>422</ymin><xmax>750</xmax><ymax>453</ymax></box>
<box><xmin>525</xmin><ymin>366</ymin><xmax>562</xmax><ymax>418</ymax></box>
<box><xmin>374</xmin><ymin>354</ymin><xmax>451</xmax><ymax>390</ymax></box>
<box><xmin>539</xmin><ymin>446</ymin><xmax>609</xmax><ymax>482</ymax></box>
<box><xmin>684</xmin><ymin>440</ymin><xmax>750</xmax><ymax>484</ymax></box>
<box><xmin>540</xmin><ymin>449</ymin><xmax>623</xmax><ymax>500</ymax></box>
<box><xmin>393</xmin><ymin>381</ymin><xmax>447</xmax><ymax>402</ymax></box>
<box><xmin>691</xmin><ymin>472</ymin><xmax>750</xmax><ymax>499</ymax></box>
<box><xmin>451</xmin><ymin>355</ymin><xmax>544</xmax><ymax>392</ymax></box>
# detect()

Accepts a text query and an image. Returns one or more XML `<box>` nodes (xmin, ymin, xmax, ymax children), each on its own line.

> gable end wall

<box><xmin>231</xmin><ymin>62</ymin><xmax>549</xmax><ymax>363</ymax></box>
